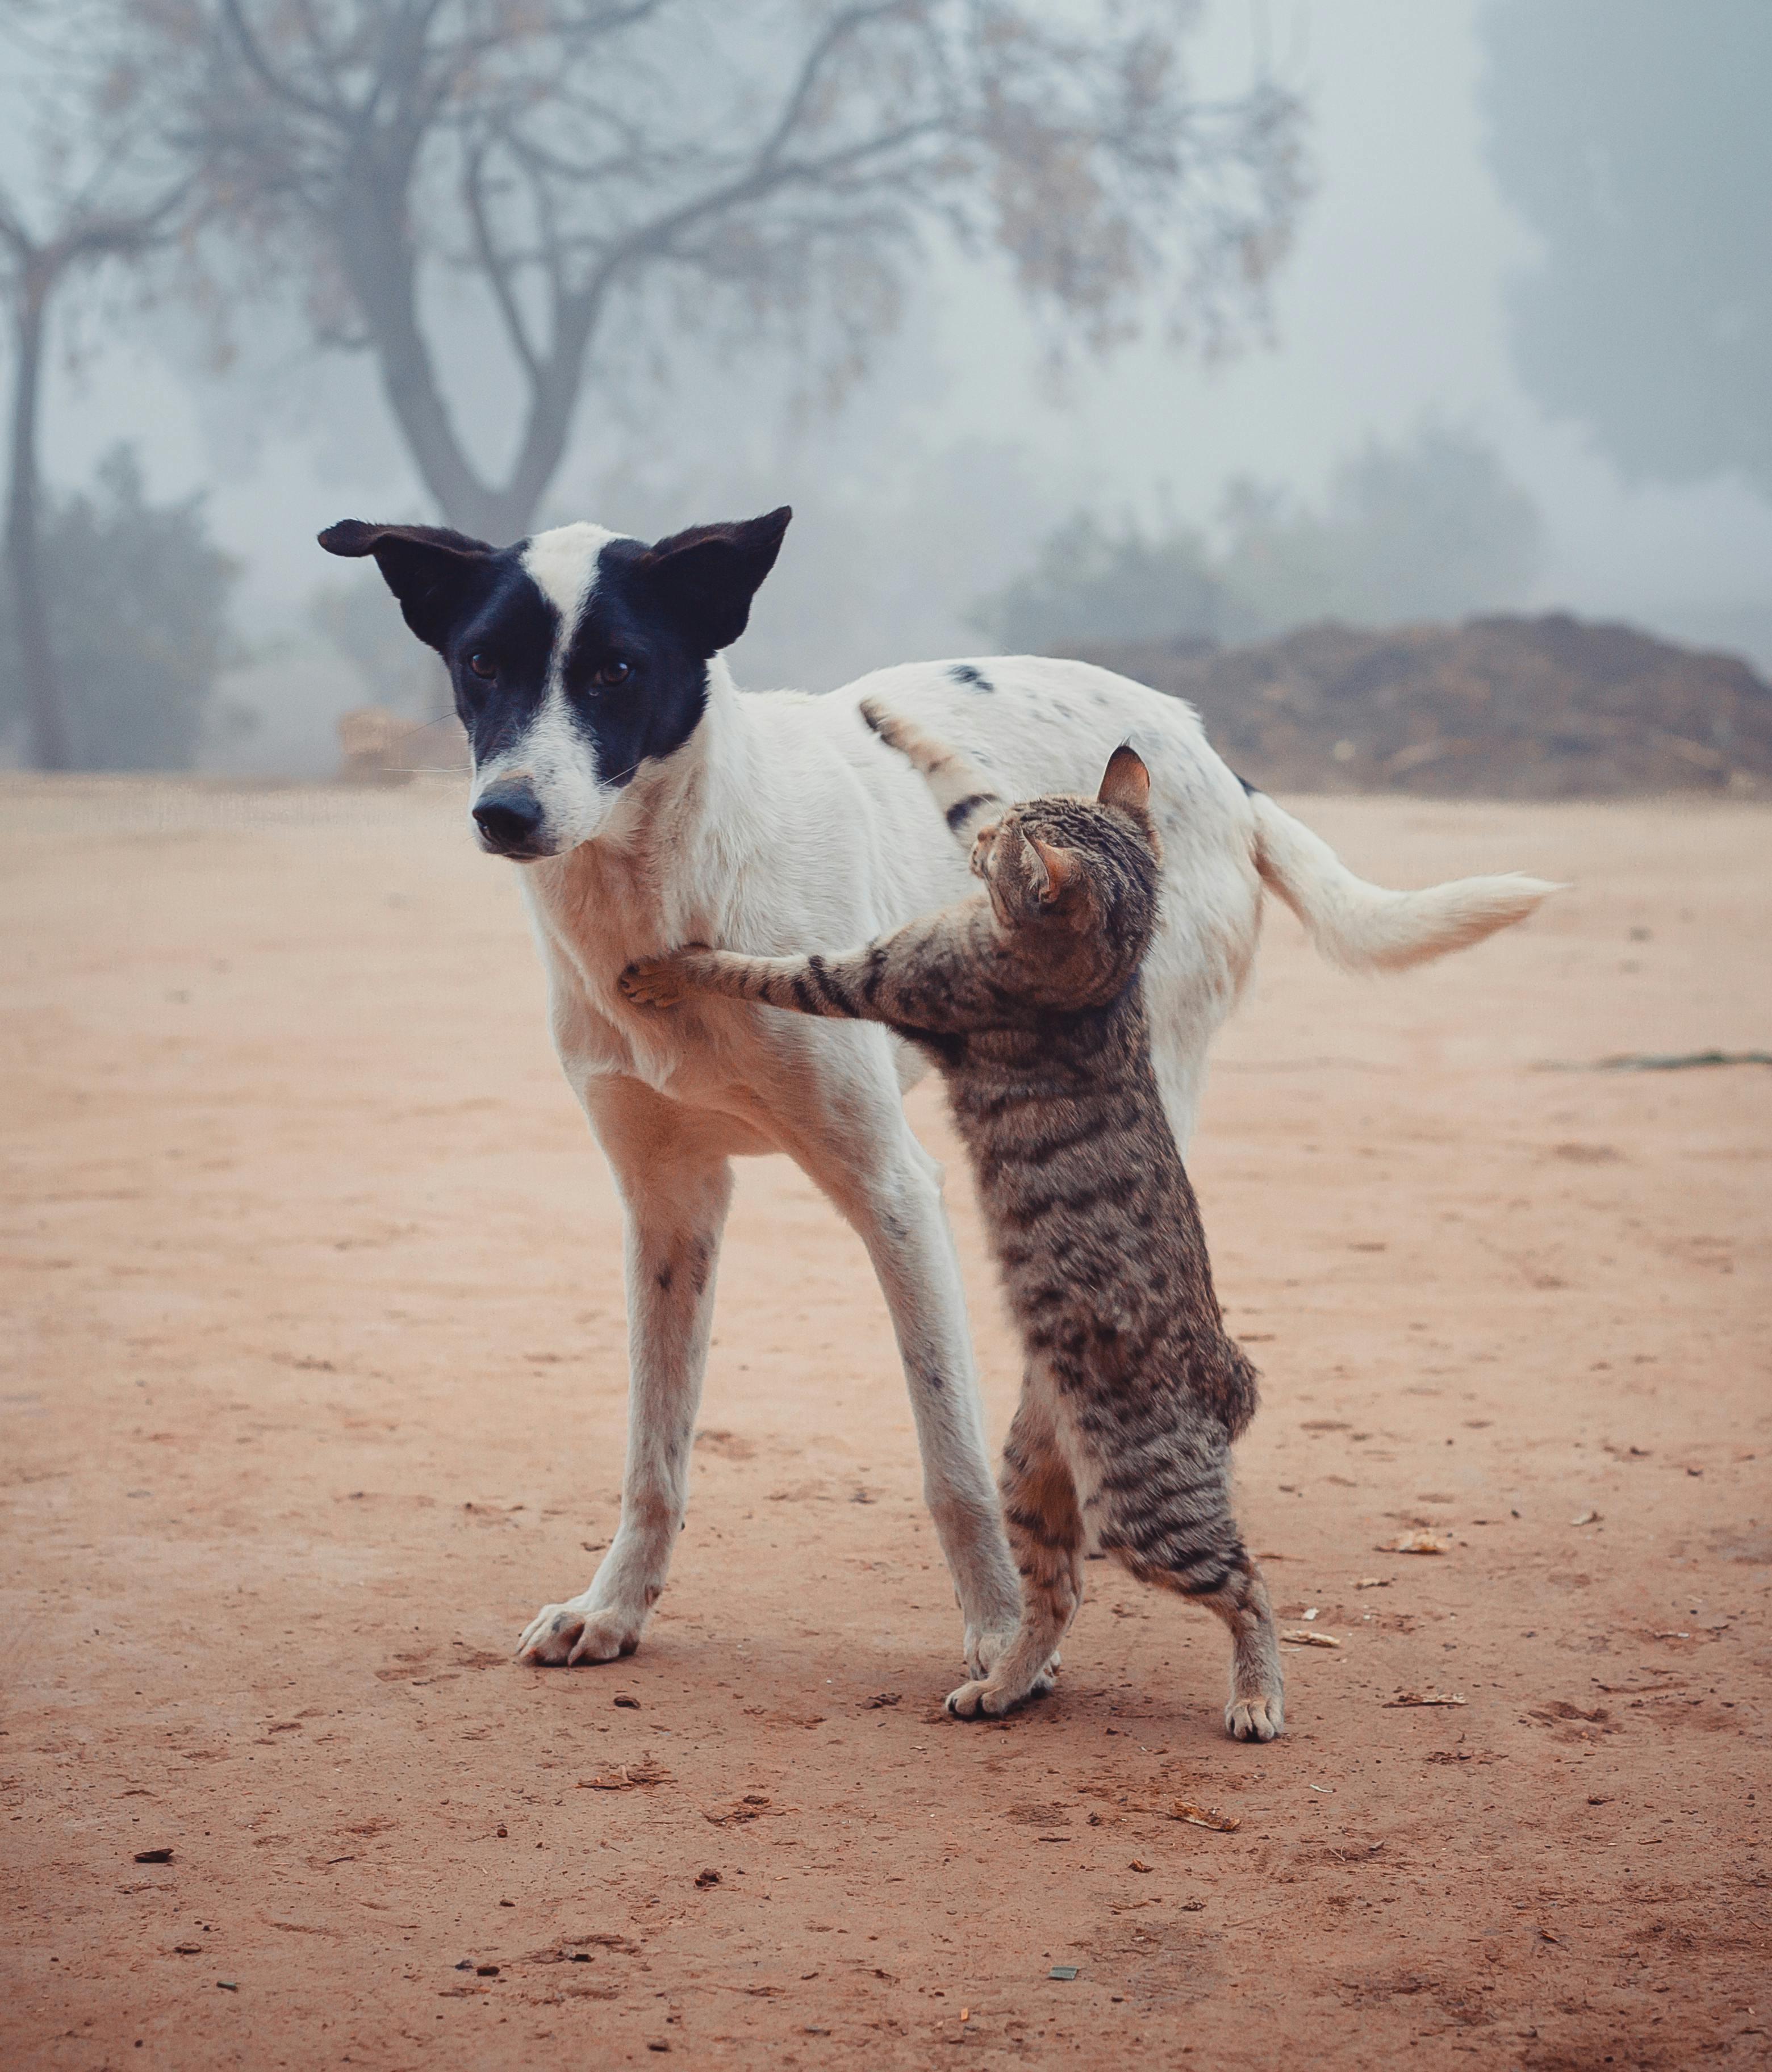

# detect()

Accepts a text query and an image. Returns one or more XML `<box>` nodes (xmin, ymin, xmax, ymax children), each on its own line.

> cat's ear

<box><xmin>1027</xmin><ymin>835</ymin><xmax>1081</xmax><ymax>909</ymax></box>
<box><xmin>1097</xmin><ymin>743</ymin><xmax>1150</xmax><ymax>813</ymax></box>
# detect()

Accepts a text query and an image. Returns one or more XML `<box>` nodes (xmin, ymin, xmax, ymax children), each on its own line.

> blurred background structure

<box><xmin>1</xmin><ymin>0</ymin><xmax>1767</xmax><ymax>789</ymax></box>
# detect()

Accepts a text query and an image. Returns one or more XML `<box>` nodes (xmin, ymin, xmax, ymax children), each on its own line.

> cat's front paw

<box><xmin>858</xmin><ymin>696</ymin><xmax>906</xmax><ymax>747</ymax></box>
<box><xmin>620</xmin><ymin>958</ymin><xmax>689</xmax><ymax>1009</ymax></box>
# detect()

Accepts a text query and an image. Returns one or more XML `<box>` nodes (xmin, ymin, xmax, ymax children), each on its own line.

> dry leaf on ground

<box><xmin>1281</xmin><ymin>1630</ymin><xmax>1343</xmax><ymax>1648</ymax></box>
<box><xmin>703</xmin><ymin>1794</ymin><xmax>784</xmax><ymax>1826</ymax></box>
<box><xmin>577</xmin><ymin>1759</ymin><xmax>674</xmax><ymax>1790</ymax></box>
<box><xmin>1378</xmin><ymin>1531</ymin><xmax>1451</xmax><ymax>1554</ymax></box>
<box><xmin>1170</xmin><ymin>1802</ymin><xmax>1242</xmax><ymax>1832</ymax></box>
<box><xmin>1354</xmin><ymin>1577</ymin><xmax>1391</xmax><ymax>1589</ymax></box>
<box><xmin>1384</xmin><ymin>1691</ymin><xmax>1466</xmax><ymax>1708</ymax></box>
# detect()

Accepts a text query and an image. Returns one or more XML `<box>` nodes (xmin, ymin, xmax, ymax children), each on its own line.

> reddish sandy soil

<box><xmin>2</xmin><ymin>776</ymin><xmax>1768</xmax><ymax>2071</ymax></box>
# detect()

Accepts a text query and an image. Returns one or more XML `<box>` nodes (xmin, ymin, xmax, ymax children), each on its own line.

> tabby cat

<box><xmin>620</xmin><ymin>701</ymin><xmax>1283</xmax><ymax>1740</ymax></box>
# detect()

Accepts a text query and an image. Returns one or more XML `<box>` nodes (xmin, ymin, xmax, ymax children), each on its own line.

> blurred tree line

<box><xmin>1</xmin><ymin>0</ymin><xmax>1307</xmax><ymax>768</ymax></box>
<box><xmin>972</xmin><ymin>421</ymin><xmax>1544</xmax><ymax>654</ymax></box>
<box><xmin>0</xmin><ymin>446</ymin><xmax>239</xmax><ymax>768</ymax></box>
<box><xmin>2</xmin><ymin>2</ymin><xmax>1759</xmax><ymax>769</ymax></box>
<box><xmin>1480</xmin><ymin>0</ymin><xmax>1772</xmax><ymax>503</ymax></box>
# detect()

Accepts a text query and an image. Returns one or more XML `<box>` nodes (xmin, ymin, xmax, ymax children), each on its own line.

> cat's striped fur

<box><xmin>622</xmin><ymin>701</ymin><xmax>1284</xmax><ymax>1738</ymax></box>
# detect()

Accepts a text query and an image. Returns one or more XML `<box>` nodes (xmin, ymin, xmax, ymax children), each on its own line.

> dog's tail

<box><xmin>1248</xmin><ymin>789</ymin><xmax>1562</xmax><ymax>973</ymax></box>
<box><xmin>860</xmin><ymin>696</ymin><xmax>1005</xmax><ymax>846</ymax></box>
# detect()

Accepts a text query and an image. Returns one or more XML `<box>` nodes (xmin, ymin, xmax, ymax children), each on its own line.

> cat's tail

<box><xmin>1247</xmin><ymin>789</ymin><xmax>1563</xmax><ymax>974</ymax></box>
<box><xmin>860</xmin><ymin>696</ymin><xmax>1006</xmax><ymax>845</ymax></box>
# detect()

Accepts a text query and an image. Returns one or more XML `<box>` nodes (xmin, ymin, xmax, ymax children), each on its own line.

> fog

<box><xmin>12</xmin><ymin>0</ymin><xmax>1771</xmax><ymax>774</ymax></box>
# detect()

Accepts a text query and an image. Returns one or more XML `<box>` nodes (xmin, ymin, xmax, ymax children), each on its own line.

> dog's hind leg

<box><xmin>946</xmin><ymin>1389</ymin><xmax>1083</xmax><ymax>1718</ymax></box>
<box><xmin>517</xmin><ymin>1079</ymin><xmax>733</xmax><ymax>1666</ymax></box>
<box><xmin>774</xmin><ymin>1056</ymin><xmax>1022</xmax><ymax>1677</ymax></box>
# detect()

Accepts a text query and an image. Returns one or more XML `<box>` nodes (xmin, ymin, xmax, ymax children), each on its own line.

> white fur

<box><xmin>522</xmin><ymin>520</ymin><xmax>625</xmax><ymax>650</ymax></box>
<box><xmin>473</xmin><ymin>523</ymin><xmax>630</xmax><ymax>850</ymax></box>
<box><xmin>1247</xmin><ymin>791</ymin><xmax>1562</xmax><ymax>972</ymax></box>
<box><xmin>512</xmin><ymin>651</ymin><xmax>1558</xmax><ymax>1670</ymax></box>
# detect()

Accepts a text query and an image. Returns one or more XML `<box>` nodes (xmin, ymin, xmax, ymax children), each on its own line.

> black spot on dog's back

<box><xmin>949</xmin><ymin>663</ymin><xmax>993</xmax><ymax>693</ymax></box>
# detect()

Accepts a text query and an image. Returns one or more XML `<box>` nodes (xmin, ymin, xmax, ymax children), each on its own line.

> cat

<box><xmin>619</xmin><ymin>700</ymin><xmax>1284</xmax><ymax>1740</ymax></box>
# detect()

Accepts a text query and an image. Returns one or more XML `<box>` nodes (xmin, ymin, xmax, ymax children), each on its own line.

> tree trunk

<box><xmin>332</xmin><ymin>190</ymin><xmax>594</xmax><ymax>543</ymax></box>
<box><xmin>5</xmin><ymin>260</ymin><xmax>69</xmax><ymax>771</ymax></box>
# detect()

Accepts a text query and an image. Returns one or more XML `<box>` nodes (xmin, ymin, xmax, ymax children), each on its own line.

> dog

<box><xmin>319</xmin><ymin>505</ymin><xmax>1556</xmax><ymax>1675</ymax></box>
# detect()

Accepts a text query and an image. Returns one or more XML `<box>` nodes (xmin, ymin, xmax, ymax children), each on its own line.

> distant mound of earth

<box><xmin>1065</xmin><ymin>613</ymin><xmax>1772</xmax><ymax>797</ymax></box>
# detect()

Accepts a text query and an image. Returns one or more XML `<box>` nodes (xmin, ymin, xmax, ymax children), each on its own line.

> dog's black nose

<box><xmin>471</xmin><ymin>779</ymin><xmax>546</xmax><ymax>856</ymax></box>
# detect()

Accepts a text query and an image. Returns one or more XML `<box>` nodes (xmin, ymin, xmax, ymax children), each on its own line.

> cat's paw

<box><xmin>618</xmin><ymin>959</ymin><xmax>688</xmax><ymax>1010</ymax></box>
<box><xmin>1226</xmin><ymin>1691</ymin><xmax>1285</xmax><ymax>1742</ymax></box>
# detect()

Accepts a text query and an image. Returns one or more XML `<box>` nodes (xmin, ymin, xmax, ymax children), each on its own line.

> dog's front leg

<box><xmin>851</xmin><ymin>1140</ymin><xmax>1023</xmax><ymax>1676</ymax></box>
<box><xmin>517</xmin><ymin>1081</ymin><xmax>733</xmax><ymax>1666</ymax></box>
<box><xmin>775</xmin><ymin>1063</ymin><xmax>1022</xmax><ymax>1676</ymax></box>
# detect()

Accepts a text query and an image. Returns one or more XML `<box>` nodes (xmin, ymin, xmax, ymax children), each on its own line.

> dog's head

<box><xmin>319</xmin><ymin>507</ymin><xmax>791</xmax><ymax>858</ymax></box>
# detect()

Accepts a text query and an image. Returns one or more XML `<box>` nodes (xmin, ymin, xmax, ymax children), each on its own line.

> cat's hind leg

<box><xmin>1196</xmin><ymin>1549</ymin><xmax>1285</xmax><ymax>1743</ymax></box>
<box><xmin>946</xmin><ymin>1394</ymin><xmax>1083</xmax><ymax>1719</ymax></box>
<box><xmin>1102</xmin><ymin>1452</ymin><xmax>1285</xmax><ymax>1742</ymax></box>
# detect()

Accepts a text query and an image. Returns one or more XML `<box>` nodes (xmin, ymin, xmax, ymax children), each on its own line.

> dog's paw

<box><xmin>1226</xmin><ymin>1692</ymin><xmax>1285</xmax><ymax>1743</ymax></box>
<box><xmin>618</xmin><ymin>959</ymin><xmax>687</xmax><ymax>1010</ymax></box>
<box><xmin>946</xmin><ymin>1677</ymin><xmax>1014</xmax><ymax>1719</ymax></box>
<box><xmin>946</xmin><ymin>1671</ymin><xmax>1053</xmax><ymax>1720</ymax></box>
<box><xmin>516</xmin><ymin>1599</ymin><xmax>642</xmax><ymax>1666</ymax></box>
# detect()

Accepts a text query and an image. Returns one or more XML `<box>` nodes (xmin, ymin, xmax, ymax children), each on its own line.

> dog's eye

<box><xmin>467</xmin><ymin>653</ymin><xmax>496</xmax><ymax>680</ymax></box>
<box><xmin>596</xmin><ymin>659</ymin><xmax>633</xmax><ymax>688</ymax></box>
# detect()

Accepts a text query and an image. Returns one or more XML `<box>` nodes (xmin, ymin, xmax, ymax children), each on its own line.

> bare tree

<box><xmin>135</xmin><ymin>0</ymin><xmax>1307</xmax><ymax>541</ymax></box>
<box><xmin>0</xmin><ymin>4</ymin><xmax>190</xmax><ymax>769</ymax></box>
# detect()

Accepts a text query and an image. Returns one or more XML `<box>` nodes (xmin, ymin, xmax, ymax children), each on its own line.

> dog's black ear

<box><xmin>317</xmin><ymin>519</ymin><xmax>496</xmax><ymax>651</ymax></box>
<box><xmin>638</xmin><ymin>506</ymin><xmax>791</xmax><ymax>656</ymax></box>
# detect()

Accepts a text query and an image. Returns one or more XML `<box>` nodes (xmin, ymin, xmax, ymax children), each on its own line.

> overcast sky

<box><xmin>31</xmin><ymin>0</ymin><xmax>1772</xmax><ymax>654</ymax></box>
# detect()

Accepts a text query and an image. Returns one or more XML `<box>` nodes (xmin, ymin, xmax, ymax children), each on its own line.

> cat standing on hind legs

<box><xmin>622</xmin><ymin>701</ymin><xmax>1285</xmax><ymax>1741</ymax></box>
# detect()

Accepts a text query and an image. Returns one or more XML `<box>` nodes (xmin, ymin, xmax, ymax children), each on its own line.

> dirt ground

<box><xmin>3</xmin><ymin>776</ymin><xmax>1768</xmax><ymax>2071</ymax></box>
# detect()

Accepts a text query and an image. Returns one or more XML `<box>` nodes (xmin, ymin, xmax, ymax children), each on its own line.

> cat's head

<box><xmin>970</xmin><ymin>746</ymin><xmax>1161</xmax><ymax>1000</ymax></box>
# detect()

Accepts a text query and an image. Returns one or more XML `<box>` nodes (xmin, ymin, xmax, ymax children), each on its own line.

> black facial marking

<box><xmin>320</xmin><ymin>508</ymin><xmax>792</xmax><ymax>797</ymax></box>
<box><xmin>949</xmin><ymin>663</ymin><xmax>994</xmax><ymax>692</ymax></box>
<box><xmin>448</xmin><ymin>554</ymin><xmax>565</xmax><ymax>768</ymax></box>
<box><xmin>553</xmin><ymin>537</ymin><xmax>719</xmax><ymax>789</ymax></box>
<box><xmin>319</xmin><ymin>521</ymin><xmax>562</xmax><ymax>770</ymax></box>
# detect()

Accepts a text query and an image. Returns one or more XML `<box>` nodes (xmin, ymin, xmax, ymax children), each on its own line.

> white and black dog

<box><xmin>320</xmin><ymin>506</ymin><xmax>1554</xmax><ymax>1686</ymax></box>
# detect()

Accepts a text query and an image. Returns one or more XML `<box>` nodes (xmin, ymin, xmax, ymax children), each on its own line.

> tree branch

<box><xmin>218</xmin><ymin>0</ymin><xmax>348</xmax><ymax>124</ymax></box>
<box><xmin>463</xmin><ymin>143</ymin><xmax>542</xmax><ymax>387</ymax></box>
